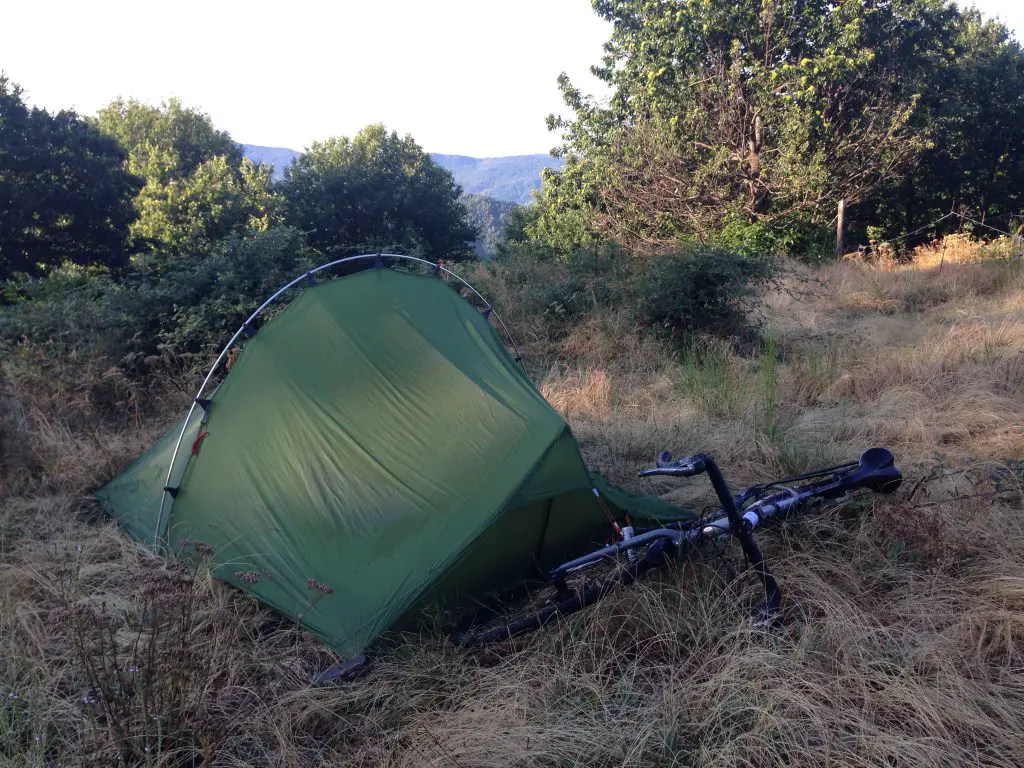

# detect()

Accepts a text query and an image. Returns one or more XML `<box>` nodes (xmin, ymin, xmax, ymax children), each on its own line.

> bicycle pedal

<box><xmin>749</xmin><ymin>604</ymin><xmax>780</xmax><ymax>629</ymax></box>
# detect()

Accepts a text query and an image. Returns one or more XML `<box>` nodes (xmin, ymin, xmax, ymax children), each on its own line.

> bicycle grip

<box><xmin>639</xmin><ymin>452</ymin><xmax>707</xmax><ymax>477</ymax></box>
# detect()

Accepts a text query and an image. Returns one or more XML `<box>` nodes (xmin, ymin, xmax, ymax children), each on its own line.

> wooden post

<box><xmin>835</xmin><ymin>199</ymin><xmax>845</xmax><ymax>259</ymax></box>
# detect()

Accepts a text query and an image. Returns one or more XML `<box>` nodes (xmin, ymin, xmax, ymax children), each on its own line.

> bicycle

<box><xmin>450</xmin><ymin>447</ymin><xmax>903</xmax><ymax>645</ymax></box>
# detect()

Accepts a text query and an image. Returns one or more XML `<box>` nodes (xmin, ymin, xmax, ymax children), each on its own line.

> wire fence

<box><xmin>854</xmin><ymin>209</ymin><xmax>1024</xmax><ymax>261</ymax></box>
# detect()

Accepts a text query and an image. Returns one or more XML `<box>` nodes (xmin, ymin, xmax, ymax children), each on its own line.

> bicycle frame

<box><xmin>552</xmin><ymin>482</ymin><xmax>826</xmax><ymax>577</ymax></box>
<box><xmin>547</xmin><ymin>448</ymin><xmax>900</xmax><ymax>621</ymax></box>
<box><xmin>449</xmin><ymin>448</ymin><xmax>901</xmax><ymax>645</ymax></box>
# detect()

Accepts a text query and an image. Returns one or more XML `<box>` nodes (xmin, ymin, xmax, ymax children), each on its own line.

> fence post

<box><xmin>836</xmin><ymin>199</ymin><xmax>845</xmax><ymax>258</ymax></box>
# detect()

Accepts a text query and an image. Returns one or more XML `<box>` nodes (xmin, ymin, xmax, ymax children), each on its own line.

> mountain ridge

<box><xmin>241</xmin><ymin>144</ymin><xmax>563</xmax><ymax>205</ymax></box>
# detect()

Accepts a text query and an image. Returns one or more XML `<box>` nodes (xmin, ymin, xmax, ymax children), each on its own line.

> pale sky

<box><xmin>4</xmin><ymin>0</ymin><xmax>1022</xmax><ymax>158</ymax></box>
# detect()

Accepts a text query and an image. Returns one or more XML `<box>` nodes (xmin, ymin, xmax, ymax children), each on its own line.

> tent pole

<box><xmin>153</xmin><ymin>253</ymin><xmax>525</xmax><ymax>546</ymax></box>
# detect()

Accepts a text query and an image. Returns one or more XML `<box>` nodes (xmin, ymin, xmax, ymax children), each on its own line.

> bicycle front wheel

<box><xmin>449</xmin><ymin>549</ymin><xmax>660</xmax><ymax>646</ymax></box>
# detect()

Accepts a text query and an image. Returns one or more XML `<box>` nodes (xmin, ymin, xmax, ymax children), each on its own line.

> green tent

<box><xmin>97</xmin><ymin>263</ymin><xmax>692</xmax><ymax>654</ymax></box>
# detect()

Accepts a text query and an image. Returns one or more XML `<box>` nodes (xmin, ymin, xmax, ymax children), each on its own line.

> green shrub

<box><xmin>0</xmin><ymin>226</ymin><xmax>316</xmax><ymax>373</ymax></box>
<box><xmin>482</xmin><ymin>242</ymin><xmax>630</xmax><ymax>338</ymax></box>
<box><xmin>631</xmin><ymin>245</ymin><xmax>780</xmax><ymax>346</ymax></box>
<box><xmin>711</xmin><ymin>216</ymin><xmax>833</xmax><ymax>262</ymax></box>
<box><xmin>529</xmin><ymin>276</ymin><xmax>614</xmax><ymax>332</ymax></box>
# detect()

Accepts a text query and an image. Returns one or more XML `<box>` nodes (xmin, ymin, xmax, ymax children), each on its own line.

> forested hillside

<box><xmin>430</xmin><ymin>153</ymin><xmax>564</xmax><ymax>204</ymax></box>
<box><xmin>461</xmin><ymin>193</ymin><xmax>519</xmax><ymax>258</ymax></box>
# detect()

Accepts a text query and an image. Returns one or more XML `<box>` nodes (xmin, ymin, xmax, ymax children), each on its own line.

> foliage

<box><xmin>865</xmin><ymin>10</ymin><xmax>1024</xmax><ymax>235</ymax></box>
<box><xmin>97</xmin><ymin>98</ymin><xmax>282</xmax><ymax>253</ymax></box>
<box><xmin>710</xmin><ymin>215</ymin><xmax>834</xmax><ymax>261</ymax></box>
<box><xmin>493</xmin><ymin>204</ymin><xmax>558</xmax><ymax>263</ymax></box>
<box><xmin>528</xmin><ymin>159</ymin><xmax>604</xmax><ymax>255</ymax></box>
<box><xmin>519</xmin><ymin>249</ymin><xmax>626</xmax><ymax>335</ymax></box>
<box><xmin>0</xmin><ymin>227</ymin><xmax>316</xmax><ymax>366</ymax></box>
<box><xmin>632</xmin><ymin>246</ymin><xmax>781</xmax><ymax>344</ymax></box>
<box><xmin>97</xmin><ymin>98</ymin><xmax>241</xmax><ymax>177</ymax></box>
<box><xmin>0</xmin><ymin>76</ymin><xmax>141</xmax><ymax>279</ymax></box>
<box><xmin>280</xmin><ymin>124</ymin><xmax>477</xmax><ymax>260</ymax></box>
<box><xmin>491</xmin><ymin>239</ymin><xmax>775</xmax><ymax>346</ymax></box>
<box><xmin>537</xmin><ymin>0</ymin><xmax>969</xmax><ymax>254</ymax></box>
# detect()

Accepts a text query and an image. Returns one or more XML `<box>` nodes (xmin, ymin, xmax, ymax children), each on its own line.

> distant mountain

<box><xmin>242</xmin><ymin>144</ymin><xmax>300</xmax><ymax>176</ymax></box>
<box><xmin>430</xmin><ymin>154</ymin><xmax>564</xmax><ymax>205</ymax></box>
<box><xmin>241</xmin><ymin>144</ymin><xmax>563</xmax><ymax>205</ymax></box>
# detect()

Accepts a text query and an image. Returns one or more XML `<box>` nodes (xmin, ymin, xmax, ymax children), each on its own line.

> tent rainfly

<box><xmin>96</xmin><ymin>256</ymin><xmax>693</xmax><ymax>654</ymax></box>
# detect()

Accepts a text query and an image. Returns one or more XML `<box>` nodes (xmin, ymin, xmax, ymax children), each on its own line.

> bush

<box><xmin>711</xmin><ymin>215</ymin><xmax>833</xmax><ymax>262</ymax></box>
<box><xmin>631</xmin><ymin>245</ymin><xmax>780</xmax><ymax>346</ymax></box>
<box><xmin>530</xmin><ymin>276</ymin><xmax>614</xmax><ymax>333</ymax></box>
<box><xmin>0</xmin><ymin>226</ymin><xmax>316</xmax><ymax>373</ymax></box>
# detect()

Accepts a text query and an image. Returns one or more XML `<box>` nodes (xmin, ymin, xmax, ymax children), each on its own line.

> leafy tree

<box><xmin>0</xmin><ymin>76</ymin><xmax>140</xmax><ymax>278</ymax></box>
<box><xmin>129</xmin><ymin>154</ymin><xmax>280</xmax><ymax>253</ymax></box>
<box><xmin>97</xmin><ymin>97</ymin><xmax>242</xmax><ymax>180</ymax></box>
<box><xmin>540</xmin><ymin>0</ymin><xmax>958</xmax><ymax>254</ymax></box>
<box><xmin>97</xmin><ymin>98</ymin><xmax>282</xmax><ymax>253</ymax></box>
<box><xmin>865</xmin><ymin>9</ymin><xmax>1024</xmax><ymax>234</ymax></box>
<box><xmin>280</xmin><ymin>124</ymin><xmax>477</xmax><ymax>260</ymax></box>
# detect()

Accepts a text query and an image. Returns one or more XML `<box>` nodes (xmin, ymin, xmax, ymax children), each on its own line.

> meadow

<box><xmin>2</xmin><ymin>239</ymin><xmax>1023</xmax><ymax>766</ymax></box>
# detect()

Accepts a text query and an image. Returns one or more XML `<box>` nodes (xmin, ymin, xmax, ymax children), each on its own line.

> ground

<box><xmin>2</xmin><ymin>242</ymin><xmax>1023</xmax><ymax>766</ymax></box>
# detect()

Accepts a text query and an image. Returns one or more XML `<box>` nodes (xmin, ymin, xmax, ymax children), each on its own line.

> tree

<box><xmin>0</xmin><ymin>76</ymin><xmax>140</xmax><ymax>278</ymax></box>
<box><xmin>97</xmin><ymin>98</ymin><xmax>282</xmax><ymax>253</ymax></box>
<box><xmin>540</xmin><ymin>0</ymin><xmax>957</xmax><ymax>254</ymax></box>
<box><xmin>865</xmin><ymin>9</ymin><xmax>1024</xmax><ymax>234</ymax></box>
<box><xmin>280</xmin><ymin>124</ymin><xmax>477</xmax><ymax>260</ymax></box>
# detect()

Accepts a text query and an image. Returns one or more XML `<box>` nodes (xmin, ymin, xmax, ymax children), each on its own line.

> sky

<box><xmin>4</xmin><ymin>0</ymin><xmax>1022</xmax><ymax>158</ymax></box>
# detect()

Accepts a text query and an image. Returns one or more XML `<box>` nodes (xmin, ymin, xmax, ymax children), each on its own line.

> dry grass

<box><xmin>2</xmin><ymin>243</ymin><xmax>1024</xmax><ymax>766</ymax></box>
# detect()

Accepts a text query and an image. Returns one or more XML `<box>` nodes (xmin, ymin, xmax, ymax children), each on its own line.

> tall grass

<box><xmin>2</xmin><ymin>241</ymin><xmax>1024</xmax><ymax>765</ymax></box>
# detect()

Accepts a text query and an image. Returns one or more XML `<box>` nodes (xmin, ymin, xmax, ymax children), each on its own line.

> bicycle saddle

<box><xmin>833</xmin><ymin>447</ymin><xmax>903</xmax><ymax>495</ymax></box>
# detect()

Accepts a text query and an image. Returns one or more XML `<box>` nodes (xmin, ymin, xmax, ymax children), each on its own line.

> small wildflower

<box><xmin>8</xmin><ymin>691</ymin><xmax>18</xmax><ymax>700</ymax></box>
<box><xmin>76</xmin><ymin>544</ymin><xmax>83</xmax><ymax>553</ymax></box>
<box><xmin>127</xmin><ymin>665</ymin><xmax>139</xmax><ymax>673</ymax></box>
<box><xmin>183</xmin><ymin>539</ymin><xmax>215</xmax><ymax>556</ymax></box>
<box><xmin>234</xmin><ymin>570</ymin><xmax>259</xmax><ymax>585</ymax></box>
<box><xmin>306</xmin><ymin>578</ymin><xmax>334</xmax><ymax>595</ymax></box>
<box><xmin>82</xmin><ymin>694</ymin><xmax>97</xmax><ymax>705</ymax></box>
<box><xmin>34</xmin><ymin>735</ymin><xmax>41</xmax><ymax>743</ymax></box>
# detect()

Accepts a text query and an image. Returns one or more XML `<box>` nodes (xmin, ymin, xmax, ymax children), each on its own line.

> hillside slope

<box><xmin>241</xmin><ymin>144</ymin><xmax>300</xmax><ymax>176</ymax></box>
<box><xmin>430</xmin><ymin>153</ymin><xmax>563</xmax><ymax>204</ymax></box>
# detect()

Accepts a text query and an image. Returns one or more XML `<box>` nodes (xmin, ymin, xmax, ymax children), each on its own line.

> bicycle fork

<box><xmin>702</xmin><ymin>457</ymin><xmax>782</xmax><ymax>623</ymax></box>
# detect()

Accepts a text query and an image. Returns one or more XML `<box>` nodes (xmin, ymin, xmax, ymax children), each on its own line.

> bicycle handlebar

<box><xmin>637</xmin><ymin>451</ymin><xmax>708</xmax><ymax>478</ymax></box>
